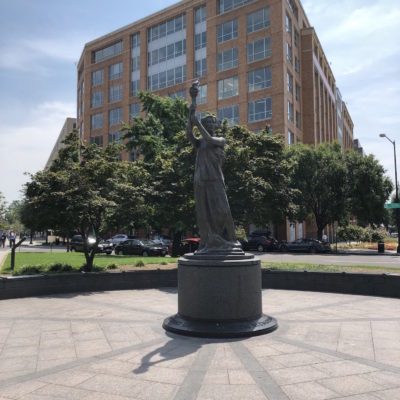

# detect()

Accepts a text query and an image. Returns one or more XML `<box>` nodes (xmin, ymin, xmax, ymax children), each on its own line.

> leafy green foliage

<box><xmin>287</xmin><ymin>142</ymin><xmax>392</xmax><ymax>240</ymax></box>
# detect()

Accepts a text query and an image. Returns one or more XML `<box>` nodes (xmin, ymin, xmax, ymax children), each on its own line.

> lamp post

<box><xmin>380</xmin><ymin>133</ymin><xmax>400</xmax><ymax>254</ymax></box>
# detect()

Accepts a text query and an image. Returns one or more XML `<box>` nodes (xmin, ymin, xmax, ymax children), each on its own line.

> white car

<box><xmin>108</xmin><ymin>234</ymin><xmax>128</xmax><ymax>246</ymax></box>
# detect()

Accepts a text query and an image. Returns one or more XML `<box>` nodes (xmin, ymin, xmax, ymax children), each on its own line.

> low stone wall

<box><xmin>0</xmin><ymin>269</ymin><xmax>399</xmax><ymax>300</ymax></box>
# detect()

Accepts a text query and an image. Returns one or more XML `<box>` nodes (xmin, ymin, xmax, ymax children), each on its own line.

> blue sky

<box><xmin>0</xmin><ymin>0</ymin><xmax>399</xmax><ymax>203</ymax></box>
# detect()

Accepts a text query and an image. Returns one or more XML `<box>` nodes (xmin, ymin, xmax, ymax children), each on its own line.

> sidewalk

<box><xmin>0</xmin><ymin>247</ymin><xmax>10</xmax><ymax>269</ymax></box>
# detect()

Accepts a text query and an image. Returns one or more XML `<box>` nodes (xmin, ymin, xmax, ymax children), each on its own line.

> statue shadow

<box><xmin>132</xmin><ymin>334</ymin><xmax>203</xmax><ymax>374</ymax></box>
<box><xmin>132</xmin><ymin>333</ymin><xmax>243</xmax><ymax>375</ymax></box>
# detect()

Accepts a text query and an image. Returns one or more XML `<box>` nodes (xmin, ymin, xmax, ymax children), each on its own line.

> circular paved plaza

<box><xmin>0</xmin><ymin>289</ymin><xmax>399</xmax><ymax>400</ymax></box>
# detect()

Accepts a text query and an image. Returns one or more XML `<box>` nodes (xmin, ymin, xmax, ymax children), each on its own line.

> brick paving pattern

<box><xmin>0</xmin><ymin>289</ymin><xmax>399</xmax><ymax>399</ymax></box>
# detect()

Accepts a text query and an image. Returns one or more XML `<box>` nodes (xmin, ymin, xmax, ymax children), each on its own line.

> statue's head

<box><xmin>201</xmin><ymin>115</ymin><xmax>221</xmax><ymax>136</ymax></box>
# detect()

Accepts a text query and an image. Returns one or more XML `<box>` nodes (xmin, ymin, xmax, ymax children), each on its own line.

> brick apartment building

<box><xmin>76</xmin><ymin>0</ymin><xmax>355</xmax><ymax>241</ymax></box>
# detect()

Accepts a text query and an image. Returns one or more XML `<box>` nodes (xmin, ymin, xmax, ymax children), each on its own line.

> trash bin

<box><xmin>378</xmin><ymin>241</ymin><xmax>385</xmax><ymax>253</ymax></box>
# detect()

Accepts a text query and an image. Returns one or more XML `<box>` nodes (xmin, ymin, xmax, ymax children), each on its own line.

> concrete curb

<box><xmin>1</xmin><ymin>269</ymin><xmax>399</xmax><ymax>300</ymax></box>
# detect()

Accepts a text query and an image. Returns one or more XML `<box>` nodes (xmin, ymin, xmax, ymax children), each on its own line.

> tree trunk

<box><xmin>171</xmin><ymin>231</ymin><xmax>182</xmax><ymax>257</ymax></box>
<box><xmin>317</xmin><ymin>225</ymin><xmax>324</xmax><ymax>241</ymax></box>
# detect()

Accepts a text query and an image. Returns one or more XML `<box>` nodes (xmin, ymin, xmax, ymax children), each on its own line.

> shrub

<box><xmin>161</xmin><ymin>261</ymin><xmax>168</xmax><ymax>265</ymax></box>
<box><xmin>47</xmin><ymin>263</ymin><xmax>73</xmax><ymax>273</ymax></box>
<box><xmin>135</xmin><ymin>260</ymin><xmax>145</xmax><ymax>267</ymax></box>
<box><xmin>337</xmin><ymin>224</ymin><xmax>362</xmax><ymax>243</ymax></box>
<box><xmin>107</xmin><ymin>263</ymin><xmax>118</xmax><ymax>270</ymax></box>
<box><xmin>13</xmin><ymin>265</ymin><xmax>45</xmax><ymax>276</ymax></box>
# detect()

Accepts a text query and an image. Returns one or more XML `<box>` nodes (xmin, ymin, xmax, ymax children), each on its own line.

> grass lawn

<box><xmin>1</xmin><ymin>252</ymin><xmax>178</xmax><ymax>275</ymax></box>
<box><xmin>262</xmin><ymin>262</ymin><xmax>400</xmax><ymax>275</ymax></box>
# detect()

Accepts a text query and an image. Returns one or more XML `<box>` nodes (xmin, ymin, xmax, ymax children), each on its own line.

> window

<box><xmin>295</xmin><ymin>57</ymin><xmax>300</xmax><ymax>74</ymax></box>
<box><xmin>91</xmin><ymin>91</ymin><xmax>103</xmax><ymax>108</ymax></box>
<box><xmin>247</xmin><ymin>37</ymin><xmax>271</xmax><ymax>63</ymax></box>
<box><xmin>195</xmin><ymin>5</ymin><xmax>207</xmax><ymax>23</ymax></box>
<box><xmin>217</xmin><ymin>19</ymin><xmax>238</xmax><ymax>43</ymax></box>
<box><xmin>148</xmin><ymin>39</ymin><xmax>186</xmax><ymax>66</ymax></box>
<box><xmin>148</xmin><ymin>14</ymin><xmax>186</xmax><ymax>42</ymax></box>
<box><xmin>287</xmin><ymin>71</ymin><xmax>293</xmax><ymax>93</ymax></box>
<box><xmin>195</xmin><ymin>32</ymin><xmax>207</xmax><ymax>50</ymax></box>
<box><xmin>247</xmin><ymin>8</ymin><xmax>270</xmax><ymax>33</ymax></box>
<box><xmin>296</xmin><ymin>111</ymin><xmax>301</xmax><ymax>129</ymax></box>
<box><xmin>217</xmin><ymin>47</ymin><xmax>238</xmax><ymax>72</ymax></box>
<box><xmin>109</xmin><ymin>108</ymin><xmax>122</xmax><ymax>126</ymax></box>
<box><xmin>248</xmin><ymin>98</ymin><xmax>272</xmax><ymax>122</ymax></box>
<box><xmin>130</xmin><ymin>103</ymin><xmax>140</xmax><ymax>119</ymax></box>
<box><xmin>91</xmin><ymin>69</ymin><xmax>104</xmax><ymax>87</ymax></box>
<box><xmin>287</xmin><ymin>101</ymin><xmax>294</xmax><ymax>122</ymax></box>
<box><xmin>109</xmin><ymin>85</ymin><xmax>122</xmax><ymax>103</ymax></box>
<box><xmin>90</xmin><ymin>113</ymin><xmax>103</xmax><ymax>130</ymax></box>
<box><xmin>218</xmin><ymin>104</ymin><xmax>239</xmax><ymax>125</ymax></box>
<box><xmin>218</xmin><ymin>0</ymin><xmax>254</xmax><ymax>14</ymax></box>
<box><xmin>108</xmin><ymin>131</ymin><xmax>122</xmax><ymax>144</ymax></box>
<box><xmin>248</xmin><ymin>67</ymin><xmax>271</xmax><ymax>92</ymax></box>
<box><xmin>131</xmin><ymin>33</ymin><xmax>140</xmax><ymax>48</ymax></box>
<box><xmin>198</xmin><ymin>85</ymin><xmax>207</xmax><ymax>104</ymax></box>
<box><xmin>295</xmin><ymin>83</ymin><xmax>300</xmax><ymax>101</ymax></box>
<box><xmin>294</xmin><ymin>29</ymin><xmax>299</xmax><ymax>48</ymax></box>
<box><xmin>286</xmin><ymin>14</ymin><xmax>292</xmax><ymax>33</ymax></box>
<box><xmin>90</xmin><ymin>135</ymin><xmax>103</xmax><ymax>147</ymax></box>
<box><xmin>131</xmin><ymin>80</ymin><xmax>140</xmax><ymax>96</ymax></box>
<box><xmin>93</xmin><ymin>41</ymin><xmax>122</xmax><ymax>63</ymax></box>
<box><xmin>195</xmin><ymin>58</ymin><xmax>207</xmax><ymax>78</ymax></box>
<box><xmin>286</xmin><ymin>43</ymin><xmax>292</xmax><ymax>63</ymax></box>
<box><xmin>288</xmin><ymin>130</ymin><xmax>295</xmax><ymax>145</ymax></box>
<box><xmin>218</xmin><ymin>76</ymin><xmax>238</xmax><ymax>99</ymax></box>
<box><xmin>169</xmin><ymin>90</ymin><xmax>187</xmax><ymax>100</ymax></box>
<box><xmin>148</xmin><ymin>65</ymin><xmax>186</xmax><ymax>91</ymax></box>
<box><xmin>131</xmin><ymin>56</ymin><xmax>140</xmax><ymax>72</ymax></box>
<box><xmin>109</xmin><ymin>62</ymin><xmax>122</xmax><ymax>80</ymax></box>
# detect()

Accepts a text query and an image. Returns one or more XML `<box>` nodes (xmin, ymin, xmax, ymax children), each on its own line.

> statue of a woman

<box><xmin>186</xmin><ymin>82</ymin><xmax>241</xmax><ymax>254</ymax></box>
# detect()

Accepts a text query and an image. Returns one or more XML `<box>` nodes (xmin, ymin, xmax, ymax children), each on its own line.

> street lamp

<box><xmin>380</xmin><ymin>133</ymin><xmax>400</xmax><ymax>254</ymax></box>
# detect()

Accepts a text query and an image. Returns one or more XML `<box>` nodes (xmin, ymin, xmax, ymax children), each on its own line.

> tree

<box><xmin>0</xmin><ymin>192</ymin><xmax>7</xmax><ymax>231</ymax></box>
<box><xmin>287</xmin><ymin>142</ymin><xmax>393</xmax><ymax>240</ymax></box>
<box><xmin>224</xmin><ymin>126</ymin><xmax>295</xmax><ymax>227</ymax></box>
<box><xmin>286</xmin><ymin>142</ymin><xmax>348</xmax><ymax>240</ymax></box>
<box><xmin>345</xmin><ymin>150</ymin><xmax>393</xmax><ymax>227</ymax></box>
<box><xmin>23</xmin><ymin>131</ymin><xmax>148</xmax><ymax>271</ymax></box>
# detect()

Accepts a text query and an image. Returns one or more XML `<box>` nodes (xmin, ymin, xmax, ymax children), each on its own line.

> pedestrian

<box><xmin>0</xmin><ymin>233</ymin><xmax>6</xmax><ymax>248</ymax></box>
<box><xmin>9</xmin><ymin>232</ymin><xmax>16</xmax><ymax>248</ymax></box>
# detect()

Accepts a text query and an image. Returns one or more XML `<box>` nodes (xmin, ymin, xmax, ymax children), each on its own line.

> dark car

<box><xmin>281</xmin><ymin>238</ymin><xmax>330</xmax><ymax>253</ymax></box>
<box><xmin>114</xmin><ymin>239</ymin><xmax>167</xmax><ymax>256</ymax></box>
<box><xmin>242</xmin><ymin>235</ymin><xmax>279</xmax><ymax>252</ymax></box>
<box><xmin>180</xmin><ymin>238</ymin><xmax>200</xmax><ymax>255</ymax></box>
<box><xmin>70</xmin><ymin>235</ymin><xmax>112</xmax><ymax>254</ymax></box>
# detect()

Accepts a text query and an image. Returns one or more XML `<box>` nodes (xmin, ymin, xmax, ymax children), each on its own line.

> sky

<box><xmin>0</xmin><ymin>0</ymin><xmax>399</xmax><ymax>204</ymax></box>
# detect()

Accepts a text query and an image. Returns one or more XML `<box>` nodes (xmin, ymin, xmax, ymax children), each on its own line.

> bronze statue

<box><xmin>186</xmin><ymin>81</ymin><xmax>241</xmax><ymax>254</ymax></box>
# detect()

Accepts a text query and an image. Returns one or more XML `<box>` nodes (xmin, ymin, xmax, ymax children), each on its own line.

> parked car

<box><xmin>242</xmin><ymin>235</ymin><xmax>279</xmax><ymax>252</ymax></box>
<box><xmin>180</xmin><ymin>238</ymin><xmax>200</xmax><ymax>255</ymax></box>
<box><xmin>280</xmin><ymin>238</ymin><xmax>331</xmax><ymax>253</ymax></box>
<box><xmin>108</xmin><ymin>234</ymin><xmax>129</xmax><ymax>246</ymax></box>
<box><xmin>114</xmin><ymin>239</ymin><xmax>167</xmax><ymax>256</ymax></box>
<box><xmin>70</xmin><ymin>235</ymin><xmax>112</xmax><ymax>254</ymax></box>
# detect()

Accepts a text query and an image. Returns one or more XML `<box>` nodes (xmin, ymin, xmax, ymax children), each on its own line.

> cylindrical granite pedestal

<box><xmin>163</xmin><ymin>253</ymin><xmax>278</xmax><ymax>338</ymax></box>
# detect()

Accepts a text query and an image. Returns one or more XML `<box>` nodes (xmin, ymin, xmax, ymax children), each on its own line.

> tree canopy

<box><xmin>286</xmin><ymin>142</ymin><xmax>393</xmax><ymax>239</ymax></box>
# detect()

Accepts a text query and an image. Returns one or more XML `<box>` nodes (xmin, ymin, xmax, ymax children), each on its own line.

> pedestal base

<box><xmin>163</xmin><ymin>253</ymin><xmax>278</xmax><ymax>338</ymax></box>
<box><xmin>163</xmin><ymin>313</ymin><xmax>278</xmax><ymax>338</ymax></box>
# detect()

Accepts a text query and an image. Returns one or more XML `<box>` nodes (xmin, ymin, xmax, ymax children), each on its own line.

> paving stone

<box><xmin>318</xmin><ymin>375</ymin><xmax>384</xmax><ymax>396</ymax></box>
<box><xmin>281</xmin><ymin>381</ymin><xmax>338</xmax><ymax>400</ymax></box>
<box><xmin>0</xmin><ymin>380</ymin><xmax>47</xmax><ymax>399</ymax></box>
<box><xmin>197</xmin><ymin>384</ymin><xmax>268</xmax><ymax>400</ymax></box>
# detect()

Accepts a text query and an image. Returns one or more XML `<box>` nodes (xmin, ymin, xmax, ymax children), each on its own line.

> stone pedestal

<box><xmin>163</xmin><ymin>253</ymin><xmax>278</xmax><ymax>338</ymax></box>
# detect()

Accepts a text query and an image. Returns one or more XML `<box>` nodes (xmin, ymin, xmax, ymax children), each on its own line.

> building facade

<box><xmin>76</xmin><ymin>0</ymin><xmax>355</xmax><ymax>239</ymax></box>
<box><xmin>45</xmin><ymin>118</ymin><xmax>77</xmax><ymax>169</ymax></box>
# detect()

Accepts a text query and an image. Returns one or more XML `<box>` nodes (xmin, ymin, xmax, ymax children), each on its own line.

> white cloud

<box><xmin>0</xmin><ymin>101</ymin><xmax>76</xmax><ymax>202</ymax></box>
